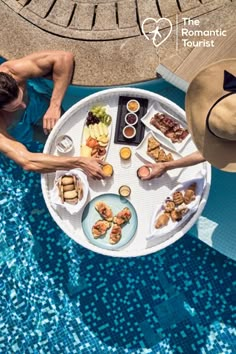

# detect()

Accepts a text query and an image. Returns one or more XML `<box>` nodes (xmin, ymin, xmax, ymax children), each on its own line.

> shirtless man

<box><xmin>0</xmin><ymin>51</ymin><xmax>105</xmax><ymax>179</ymax></box>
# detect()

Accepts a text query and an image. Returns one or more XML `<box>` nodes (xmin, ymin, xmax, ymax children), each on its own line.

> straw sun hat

<box><xmin>186</xmin><ymin>58</ymin><xmax>236</xmax><ymax>172</ymax></box>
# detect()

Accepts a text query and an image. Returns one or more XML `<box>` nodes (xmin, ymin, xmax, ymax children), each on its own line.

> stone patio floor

<box><xmin>0</xmin><ymin>0</ymin><xmax>236</xmax><ymax>85</ymax></box>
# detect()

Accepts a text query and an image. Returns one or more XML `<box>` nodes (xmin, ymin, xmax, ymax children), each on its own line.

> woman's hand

<box><xmin>140</xmin><ymin>162</ymin><xmax>168</xmax><ymax>180</ymax></box>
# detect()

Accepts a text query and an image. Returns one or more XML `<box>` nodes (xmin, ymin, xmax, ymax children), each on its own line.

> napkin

<box><xmin>51</xmin><ymin>169</ymin><xmax>89</xmax><ymax>215</ymax></box>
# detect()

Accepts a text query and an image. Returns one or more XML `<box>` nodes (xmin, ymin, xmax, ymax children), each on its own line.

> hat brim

<box><xmin>185</xmin><ymin>58</ymin><xmax>236</xmax><ymax>172</ymax></box>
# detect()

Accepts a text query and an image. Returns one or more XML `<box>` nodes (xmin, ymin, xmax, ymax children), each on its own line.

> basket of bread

<box><xmin>51</xmin><ymin>169</ymin><xmax>89</xmax><ymax>214</ymax></box>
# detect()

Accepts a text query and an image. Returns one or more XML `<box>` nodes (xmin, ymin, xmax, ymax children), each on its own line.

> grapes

<box><xmin>86</xmin><ymin>112</ymin><xmax>100</xmax><ymax>126</ymax></box>
<box><xmin>86</xmin><ymin>105</ymin><xmax>112</xmax><ymax>126</ymax></box>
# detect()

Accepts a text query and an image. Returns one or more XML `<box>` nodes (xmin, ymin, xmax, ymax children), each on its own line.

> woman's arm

<box><xmin>141</xmin><ymin>151</ymin><xmax>206</xmax><ymax>180</ymax></box>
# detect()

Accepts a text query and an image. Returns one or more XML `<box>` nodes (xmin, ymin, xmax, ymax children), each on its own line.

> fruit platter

<box><xmin>80</xmin><ymin>105</ymin><xmax>112</xmax><ymax>159</ymax></box>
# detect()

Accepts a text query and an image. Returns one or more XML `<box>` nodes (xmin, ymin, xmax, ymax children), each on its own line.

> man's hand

<box><xmin>78</xmin><ymin>156</ymin><xmax>106</xmax><ymax>180</ymax></box>
<box><xmin>140</xmin><ymin>162</ymin><xmax>167</xmax><ymax>180</ymax></box>
<box><xmin>43</xmin><ymin>105</ymin><xmax>61</xmax><ymax>134</ymax></box>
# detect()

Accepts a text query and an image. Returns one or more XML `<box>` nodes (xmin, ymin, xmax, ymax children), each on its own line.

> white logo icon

<box><xmin>141</xmin><ymin>18</ymin><xmax>173</xmax><ymax>48</ymax></box>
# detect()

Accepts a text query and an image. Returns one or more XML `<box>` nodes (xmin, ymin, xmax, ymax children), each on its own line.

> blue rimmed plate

<box><xmin>82</xmin><ymin>193</ymin><xmax>138</xmax><ymax>250</ymax></box>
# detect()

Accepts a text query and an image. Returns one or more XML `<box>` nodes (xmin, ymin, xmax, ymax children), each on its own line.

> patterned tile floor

<box><xmin>0</xmin><ymin>143</ymin><xmax>235</xmax><ymax>353</ymax></box>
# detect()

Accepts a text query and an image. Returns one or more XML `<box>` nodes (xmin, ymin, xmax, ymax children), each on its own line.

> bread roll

<box><xmin>64</xmin><ymin>197</ymin><xmax>78</xmax><ymax>205</ymax></box>
<box><xmin>63</xmin><ymin>190</ymin><xmax>77</xmax><ymax>199</ymax></box>
<box><xmin>63</xmin><ymin>184</ymin><xmax>75</xmax><ymax>192</ymax></box>
<box><xmin>61</xmin><ymin>176</ymin><xmax>74</xmax><ymax>185</ymax></box>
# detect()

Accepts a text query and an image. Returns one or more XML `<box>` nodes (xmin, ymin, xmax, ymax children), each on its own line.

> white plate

<box><xmin>147</xmin><ymin>176</ymin><xmax>206</xmax><ymax>240</ymax></box>
<box><xmin>51</xmin><ymin>169</ymin><xmax>89</xmax><ymax>215</ymax></box>
<box><xmin>80</xmin><ymin>104</ymin><xmax>112</xmax><ymax>161</ymax></box>
<box><xmin>141</xmin><ymin>102</ymin><xmax>191</xmax><ymax>152</ymax></box>
<box><xmin>135</xmin><ymin>131</ymin><xmax>182</xmax><ymax>164</ymax></box>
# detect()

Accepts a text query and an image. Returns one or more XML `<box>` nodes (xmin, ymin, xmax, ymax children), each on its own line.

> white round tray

<box><xmin>41</xmin><ymin>88</ymin><xmax>211</xmax><ymax>257</ymax></box>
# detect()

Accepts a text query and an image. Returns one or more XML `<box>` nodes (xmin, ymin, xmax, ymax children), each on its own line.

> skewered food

<box><xmin>150</xmin><ymin>112</ymin><xmax>189</xmax><ymax>143</ymax></box>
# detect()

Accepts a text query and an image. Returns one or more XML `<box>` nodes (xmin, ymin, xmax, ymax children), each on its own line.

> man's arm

<box><xmin>141</xmin><ymin>151</ymin><xmax>206</xmax><ymax>180</ymax></box>
<box><xmin>0</xmin><ymin>133</ymin><xmax>105</xmax><ymax>179</ymax></box>
<box><xmin>2</xmin><ymin>51</ymin><xmax>74</xmax><ymax>133</ymax></box>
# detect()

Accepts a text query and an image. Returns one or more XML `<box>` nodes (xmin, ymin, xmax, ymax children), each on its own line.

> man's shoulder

<box><xmin>0</xmin><ymin>61</ymin><xmax>27</xmax><ymax>86</ymax></box>
<box><xmin>0</xmin><ymin>61</ymin><xmax>10</xmax><ymax>72</ymax></box>
<box><xmin>0</xmin><ymin>61</ymin><xmax>16</xmax><ymax>78</ymax></box>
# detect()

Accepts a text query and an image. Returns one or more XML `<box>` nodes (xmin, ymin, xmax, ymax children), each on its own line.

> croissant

<box><xmin>164</xmin><ymin>200</ymin><xmax>175</xmax><ymax>213</ymax></box>
<box><xmin>173</xmin><ymin>191</ymin><xmax>184</xmax><ymax>205</ymax></box>
<box><xmin>155</xmin><ymin>213</ymin><xmax>170</xmax><ymax>229</ymax></box>
<box><xmin>170</xmin><ymin>210</ymin><xmax>182</xmax><ymax>222</ymax></box>
<box><xmin>184</xmin><ymin>183</ymin><xmax>196</xmax><ymax>204</ymax></box>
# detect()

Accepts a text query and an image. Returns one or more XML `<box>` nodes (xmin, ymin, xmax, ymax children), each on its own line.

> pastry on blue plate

<box><xmin>95</xmin><ymin>201</ymin><xmax>113</xmax><ymax>221</ymax></box>
<box><xmin>109</xmin><ymin>224</ymin><xmax>122</xmax><ymax>244</ymax></box>
<box><xmin>92</xmin><ymin>220</ymin><xmax>111</xmax><ymax>238</ymax></box>
<box><xmin>113</xmin><ymin>207</ymin><xmax>132</xmax><ymax>226</ymax></box>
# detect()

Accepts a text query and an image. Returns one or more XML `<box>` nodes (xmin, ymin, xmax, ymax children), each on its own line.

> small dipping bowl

<box><xmin>137</xmin><ymin>166</ymin><xmax>151</xmax><ymax>179</ymax></box>
<box><xmin>123</xmin><ymin>125</ymin><xmax>136</xmax><ymax>139</ymax></box>
<box><xmin>56</xmin><ymin>135</ymin><xmax>73</xmax><ymax>153</ymax></box>
<box><xmin>119</xmin><ymin>185</ymin><xmax>131</xmax><ymax>197</ymax></box>
<box><xmin>119</xmin><ymin>147</ymin><xmax>132</xmax><ymax>160</ymax></box>
<box><xmin>127</xmin><ymin>99</ymin><xmax>140</xmax><ymax>113</ymax></box>
<box><xmin>125</xmin><ymin>112</ymin><xmax>138</xmax><ymax>126</ymax></box>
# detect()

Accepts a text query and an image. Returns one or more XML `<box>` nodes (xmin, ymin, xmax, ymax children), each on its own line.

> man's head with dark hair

<box><xmin>0</xmin><ymin>72</ymin><xmax>19</xmax><ymax>109</ymax></box>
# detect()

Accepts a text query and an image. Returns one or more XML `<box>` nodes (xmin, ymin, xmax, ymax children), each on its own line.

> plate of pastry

<box><xmin>147</xmin><ymin>176</ymin><xmax>206</xmax><ymax>240</ymax></box>
<box><xmin>141</xmin><ymin>102</ymin><xmax>190</xmax><ymax>152</ymax></box>
<box><xmin>82</xmin><ymin>193</ymin><xmax>138</xmax><ymax>250</ymax></box>
<box><xmin>80</xmin><ymin>104</ymin><xmax>112</xmax><ymax>160</ymax></box>
<box><xmin>135</xmin><ymin>131</ymin><xmax>182</xmax><ymax>165</ymax></box>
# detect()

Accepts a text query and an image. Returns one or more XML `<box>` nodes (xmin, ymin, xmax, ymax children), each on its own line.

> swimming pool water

<box><xmin>0</xmin><ymin>142</ymin><xmax>235</xmax><ymax>353</ymax></box>
<box><xmin>0</xmin><ymin>61</ymin><xmax>235</xmax><ymax>352</ymax></box>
